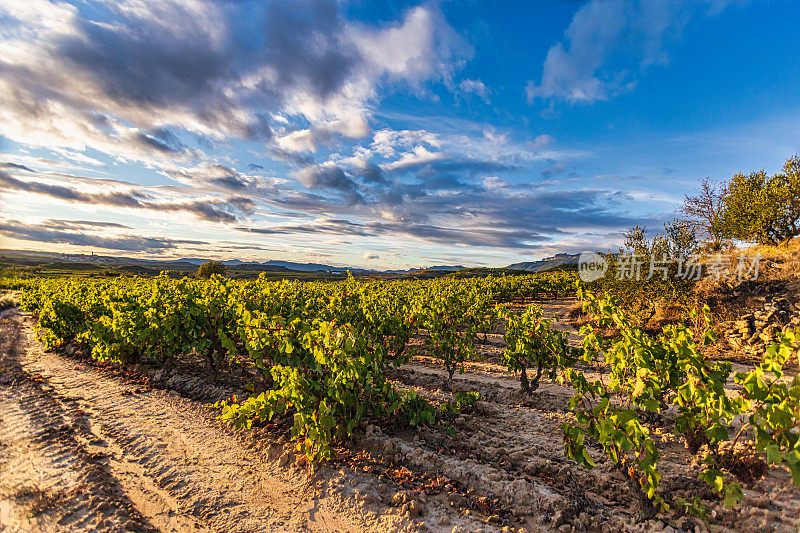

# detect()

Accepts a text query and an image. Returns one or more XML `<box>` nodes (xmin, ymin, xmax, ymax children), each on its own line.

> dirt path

<box><xmin>0</xmin><ymin>309</ymin><xmax>400</xmax><ymax>533</ymax></box>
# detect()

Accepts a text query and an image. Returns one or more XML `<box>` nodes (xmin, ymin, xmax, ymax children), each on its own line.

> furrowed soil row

<box><xmin>0</xmin><ymin>310</ymin><xmax>399</xmax><ymax>532</ymax></box>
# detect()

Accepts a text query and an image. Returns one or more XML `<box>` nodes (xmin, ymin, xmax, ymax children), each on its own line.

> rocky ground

<box><xmin>717</xmin><ymin>293</ymin><xmax>800</xmax><ymax>362</ymax></box>
<box><xmin>1</xmin><ymin>299</ymin><xmax>800</xmax><ymax>532</ymax></box>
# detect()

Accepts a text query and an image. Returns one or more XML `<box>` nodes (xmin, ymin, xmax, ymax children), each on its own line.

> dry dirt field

<box><xmin>1</xmin><ymin>299</ymin><xmax>799</xmax><ymax>533</ymax></box>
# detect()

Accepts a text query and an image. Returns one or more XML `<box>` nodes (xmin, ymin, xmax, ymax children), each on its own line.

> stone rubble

<box><xmin>721</xmin><ymin>296</ymin><xmax>800</xmax><ymax>356</ymax></box>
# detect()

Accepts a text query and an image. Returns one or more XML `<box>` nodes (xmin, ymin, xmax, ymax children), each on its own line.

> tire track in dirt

<box><xmin>0</xmin><ymin>310</ymin><xmax>398</xmax><ymax>533</ymax></box>
<box><xmin>0</xmin><ymin>385</ymin><xmax>155</xmax><ymax>532</ymax></box>
<box><xmin>0</xmin><ymin>309</ymin><xmax>158</xmax><ymax>532</ymax></box>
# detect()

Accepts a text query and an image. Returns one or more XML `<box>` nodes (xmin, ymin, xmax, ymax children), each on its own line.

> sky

<box><xmin>1</xmin><ymin>0</ymin><xmax>799</xmax><ymax>269</ymax></box>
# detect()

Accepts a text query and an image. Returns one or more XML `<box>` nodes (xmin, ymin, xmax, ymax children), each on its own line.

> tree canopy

<box><xmin>680</xmin><ymin>154</ymin><xmax>800</xmax><ymax>248</ymax></box>
<box><xmin>197</xmin><ymin>261</ymin><xmax>227</xmax><ymax>278</ymax></box>
<box><xmin>720</xmin><ymin>155</ymin><xmax>800</xmax><ymax>246</ymax></box>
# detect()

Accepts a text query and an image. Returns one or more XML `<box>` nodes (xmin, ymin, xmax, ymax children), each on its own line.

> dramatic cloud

<box><xmin>0</xmin><ymin>0</ymin><xmax>466</xmax><ymax>162</ymax></box>
<box><xmin>526</xmin><ymin>1</ymin><xmax>739</xmax><ymax>104</ymax></box>
<box><xmin>238</xmin><ymin>218</ymin><xmax>544</xmax><ymax>249</ymax></box>
<box><xmin>163</xmin><ymin>163</ymin><xmax>272</xmax><ymax>192</ymax></box>
<box><xmin>43</xmin><ymin>219</ymin><xmax>133</xmax><ymax>230</ymax></box>
<box><xmin>1</xmin><ymin>162</ymin><xmax>37</xmax><ymax>173</ymax></box>
<box><xmin>293</xmin><ymin>163</ymin><xmax>365</xmax><ymax>206</ymax></box>
<box><xmin>0</xmin><ymin>170</ymin><xmax>146</xmax><ymax>206</ymax></box>
<box><xmin>1</xmin><ymin>0</ymin><xmax>727</xmax><ymax>267</ymax></box>
<box><xmin>237</xmin><ymin>186</ymin><xmax>641</xmax><ymax>250</ymax></box>
<box><xmin>0</xmin><ymin>219</ymin><xmax>205</xmax><ymax>252</ymax></box>
<box><xmin>0</xmin><ymin>171</ymin><xmax>252</xmax><ymax>223</ymax></box>
<box><xmin>158</xmin><ymin>198</ymin><xmax>255</xmax><ymax>224</ymax></box>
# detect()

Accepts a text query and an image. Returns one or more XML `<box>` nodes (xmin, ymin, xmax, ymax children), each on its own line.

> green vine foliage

<box><xmin>411</xmin><ymin>280</ymin><xmax>495</xmax><ymax>381</ymax></box>
<box><xmin>734</xmin><ymin>329</ymin><xmax>800</xmax><ymax>484</ymax></box>
<box><xmin>563</xmin><ymin>281</ymin><xmax>800</xmax><ymax>515</ymax></box>
<box><xmin>22</xmin><ymin>272</ymin><xmax>573</xmax><ymax>463</ymax></box>
<box><xmin>503</xmin><ymin>304</ymin><xmax>579</xmax><ymax>393</ymax></box>
<box><xmin>19</xmin><ymin>270</ymin><xmax>800</xmax><ymax>509</ymax></box>
<box><xmin>216</xmin><ymin>313</ymin><xmax>483</xmax><ymax>461</ymax></box>
<box><xmin>217</xmin><ymin>319</ymin><xmax>403</xmax><ymax>461</ymax></box>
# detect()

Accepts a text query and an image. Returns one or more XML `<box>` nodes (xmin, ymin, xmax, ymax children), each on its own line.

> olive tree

<box><xmin>721</xmin><ymin>155</ymin><xmax>800</xmax><ymax>246</ymax></box>
<box><xmin>197</xmin><ymin>261</ymin><xmax>227</xmax><ymax>278</ymax></box>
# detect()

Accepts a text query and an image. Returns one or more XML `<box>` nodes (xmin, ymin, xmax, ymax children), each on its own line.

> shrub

<box><xmin>197</xmin><ymin>261</ymin><xmax>227</xmax><ymax>278</ymax></box>
<box><xmin>0</xmin><ymin>294</ymin><xmax>18</xmax><ymax>312</ymax></box>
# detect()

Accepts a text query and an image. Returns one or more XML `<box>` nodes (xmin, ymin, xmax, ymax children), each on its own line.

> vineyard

<box><xmin>2</xmin><ymin>269</ymin><xmax>800</xmax><ymax>531</ymax></box>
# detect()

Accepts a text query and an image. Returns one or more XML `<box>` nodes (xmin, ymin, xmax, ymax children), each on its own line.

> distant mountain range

<box><xmin>1</xmin><ymin>249</ymin><xmax>576</xmax><ymax>275</ymax></box>
<box><xmin>506</xmin><ymin>253</ymin><xmax>579</xmax><ymax>272</ymax></box>
<box><xmin>176</xmin><ymin>258</ymin><xmax>365</xmax><ymax>272</ymax></box>
<box><xmin>413</xmin><ymin>265</ymin><xmax>465</xmax><ymax>272</ymax></box>
<box><xmin>118</xmin><ymin>256</ymin><xmax>469</xmax><ymax>273</ymax></box>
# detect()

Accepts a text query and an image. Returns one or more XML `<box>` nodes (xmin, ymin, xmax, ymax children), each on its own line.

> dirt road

<box><xmin>0</xmin><ymin>309</ymin><xmax>400</xmax><ymax>533</ymax></box>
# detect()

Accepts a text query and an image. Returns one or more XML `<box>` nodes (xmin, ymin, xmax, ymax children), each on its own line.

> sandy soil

<box><xmin>0</xmin><ymin>309</ymin><xmax>405</xmax><ymax>533</ymax></box>
<box><xmin>2</xmin><ymin>299</ymin><xmax>800</xmax><ymax>532</ymax></box>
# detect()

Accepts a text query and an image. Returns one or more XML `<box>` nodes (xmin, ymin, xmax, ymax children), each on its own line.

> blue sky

<box><xmin>1</xmin><ymin>0</ymin><xmax>799</xmax><ymax>269</ymax></box>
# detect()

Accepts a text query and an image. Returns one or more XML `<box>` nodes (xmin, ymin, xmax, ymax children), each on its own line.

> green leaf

<box><xmin>723</xmin><ymin>482</ymin><xmax>743</xmax><ymax>508</ymax></box>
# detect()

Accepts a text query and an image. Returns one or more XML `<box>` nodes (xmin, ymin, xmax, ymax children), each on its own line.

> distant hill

<box><xmin>382</xmin><ymin>265</ymin><xmax>465</xmax><ymax>274</ymax></box>
<box><xmin>0</xmin><ymin>250</ymin><xmax>368</xmax><ymax>274</ymax></box>
<box><xmin>261</xmin><ymin>260</ymin><xmax>362</xmax><ymax>272</ymax></box>
<box><xmin>506</xmin><ymin>253</ymin><xmax>579</xmax><ymax>273</ymax></box>
<box><xmin>175</xmin><ymin>257</ymin><xmax>208</xmax><ymax>265</ymax></box>
<box><xmin>189</xmin><ymin>258</ymin><xmax>363</xmax><ymax>272</ymax></box>
<box><xmin>424</xmin><ymin>265</ymin><xmax>465</xmax><ymax>271</ymax></box>
<box><xmin>227</xmin><ymin>263</ymin><xmax>295</xmax><ymax>273</ymax></box>
<box><xmin>116</xmin><ymin>264</ymin><xmax>160</xmax><ymax>276</ymax></box>
<box><xmin>3</xmin><ymin>249</ymin><xmax>571</xmax><ymax>276</ymax></box>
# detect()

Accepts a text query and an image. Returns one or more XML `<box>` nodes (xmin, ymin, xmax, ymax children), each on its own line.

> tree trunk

<box><xmin>632</xmin><ymin>482</ymin><xmax>657</xmax><ymax>521</ymax></box>
<box><xmin>530</xmin><ymin>361</ymin><xmax>543</xmax><ymax>392</ymax></box>
<box><xmin>520</xmin><ymin>366</ymin><xmax>530</xmax><ymax>394</ymax></box>
<box><xmin>621</xmin><ymin>465</ymin><xmax>656</xmax><ymax>520</ymax></box>
<box><xmin>205</xmin><ymin>349</ymin><xmax>218</xmax><ymax>381</ymax></box>
<box><xmin>445</xmin><ymin>360</ymin><xmax>455</xmax><ymax>384</ymax></box>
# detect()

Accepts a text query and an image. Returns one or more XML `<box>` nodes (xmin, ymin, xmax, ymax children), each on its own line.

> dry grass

<box><xmin>684</xmin><ymin>239</ymin><xmax>800</xmax><ymax>330</ymax></box>
<box><xmin>730</xmin><ymin>237</ymin><xmax>800</xmax><ymax>282</ymax></box>
<box><xmin>646</xmin><ymin>303</ymin><xmax>686</xmax><ymax>331</ymax></box>
<box><xmin>566</xmin><ymin>301</ymin><xmax>585</xmax><ymax>321</ymax></box>
<box><xmin>739</xmin><ymin>236</ymin><xmax>800</xmax><ymax>256</ymax></box>
<box><xmin>0</xmin><ymin>291</ymin><xmax>19</xmax><ymax>312</ymax></box>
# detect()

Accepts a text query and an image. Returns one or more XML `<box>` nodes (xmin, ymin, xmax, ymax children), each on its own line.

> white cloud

<box><xmin>530</xmin><ymin>134</ymin><xmax>556</xmax><ymax>150</ymax></box>
<box><xmin>526</xmin><ymin>0</ymin><xmax>741</xmax><ymax>104</ymax></box>
<box><xmin>272</xmin><ymin>5</ymin><xmax>468</xmax><ymax>152</ymax></box>
<box><xmin>382</xmin><ymin>145</ymin><xmax>445</xmax><ymax>171</ymax></box>
<box><xmin>349</xmin><ymin>6</ymin><xmax>468</xmax><ymax>87</ymax></box>
<box><xmin>483</xmin><ymin>176</ymin><xmax>506</xmax><ymax>189</ymax></box>
<box><xmin>275</xmin><ymin>112</ymin><xmax>370</xmax><ymax>153</ymax></box>
<box><xmin>370</xmin><ymin>128</ymin><xmax>443</xmax><ymax>158</ymax></box>
<box><xmin>482</xmin><ymin>129</ymin><xmax>507</xmax><ymax>145</ymax></box>
<box><xmin>459</xmin><ymin>78</ymin><xmax>490</xmax><ymax>103</ymax></box>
